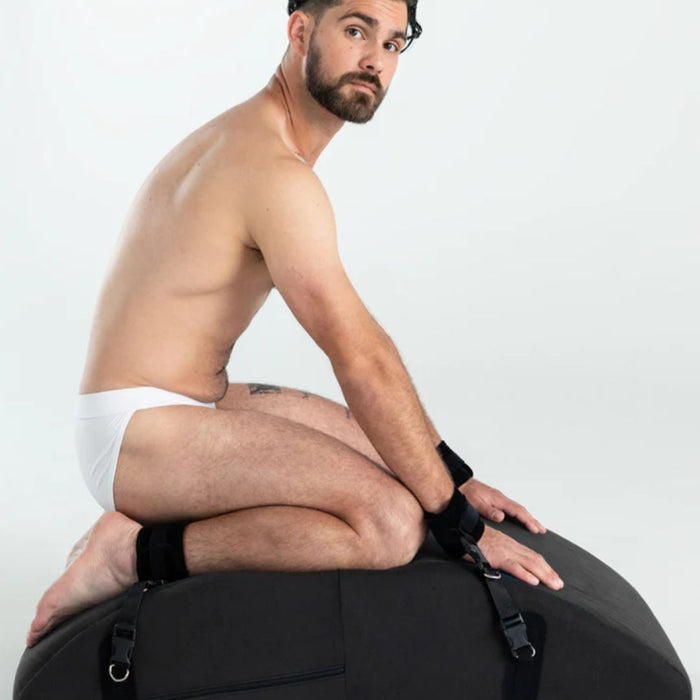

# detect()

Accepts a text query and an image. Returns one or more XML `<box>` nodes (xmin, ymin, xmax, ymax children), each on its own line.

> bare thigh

<box><xmin>114</xmin><ymin>404</ymin><xmax>428</xmax><ymax>561</ymax></box>
<box><xmin>216</xmin><ymin>382</ymin><xmax>391</xmax><ymax>475</ymax></box>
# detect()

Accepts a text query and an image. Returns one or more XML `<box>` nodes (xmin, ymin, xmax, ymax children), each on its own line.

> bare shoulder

<box><xmin>251</xmin><ymin>159</ymin><xmax>333</xmax><ymax>237</ymax></box>
<box><xmin>185</xmin><ymin>103</ymin><xmax>334</xmax><ymax>250</ymax></box>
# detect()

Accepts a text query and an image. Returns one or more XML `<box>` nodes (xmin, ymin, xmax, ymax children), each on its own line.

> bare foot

<box><xmin>26</xmin><ymin>511</ymin><xmax>142</xmax><ymax>648</ymax></box>
<box><xmin>65</xmin><ymin>525</ymin><xmax>94</xmax><ymax>570</ymax></box>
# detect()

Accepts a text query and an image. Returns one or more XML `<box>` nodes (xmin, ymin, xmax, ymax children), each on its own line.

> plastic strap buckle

<box><xmin>458</xmin><ymin>533</ymin><xmax>537</xmax><ymax>662</ymax></box>
<box><xmin>109</xmin><ymin>622</ymin><xmax>136</xmax><ymax>682</ymax></box>
<box><xmin>500</xmin><ymin>612</ymin><xmax>536</xmax><ymax>660</ymax></box>
<box><xmin>106</xmin><ymin>580</ymin><xmax>163</xmax><ymax>686</ymax></box>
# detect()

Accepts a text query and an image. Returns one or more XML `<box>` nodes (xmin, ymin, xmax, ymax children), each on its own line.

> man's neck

<box><xmin>264</xmin><ymin>58</ymin><xmax>344</xmax><ymax>168</ymax></box>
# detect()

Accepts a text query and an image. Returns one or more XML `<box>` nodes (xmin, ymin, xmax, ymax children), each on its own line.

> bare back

<box><xmin>79</xmin><ymin>90</ymin><xmax>307</xmax><ymax>403</ymax></box>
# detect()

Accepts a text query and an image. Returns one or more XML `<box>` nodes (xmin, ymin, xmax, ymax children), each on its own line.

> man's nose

<box><xmin>358</xmin><ymin>42</ymin><xmax>384</xmax><ymax>76</ymax></box>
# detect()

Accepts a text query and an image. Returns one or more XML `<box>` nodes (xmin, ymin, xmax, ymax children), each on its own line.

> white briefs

<box><xmin>74</xmin><ymin>386</ymin><xmax>217</xmax><ymax>512</ymax></box>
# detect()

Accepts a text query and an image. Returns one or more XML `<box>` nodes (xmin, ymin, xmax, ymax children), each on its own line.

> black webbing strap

<box><xmin>101</xmin><ymin>579</ymin><xmax>165</xmax><ymax>699</ymax></box>
<box><xmin>458</xmin><ymin>532</ymin><xmax>545</xmax><ymax>699</ymax></box>
<box><xmin>460</xmin><ymin>535</ymin><xmax>535</xmax><ymax>659</ymax></box>
<box><xmin>502</xmin><ymin>611</ymin><xmax>546</xmax><ymax>700</ymax></box>
<box><xmin>100</xmin><ymin>539</ymin><xmax>543</xmax><ymax>698</ymax></box>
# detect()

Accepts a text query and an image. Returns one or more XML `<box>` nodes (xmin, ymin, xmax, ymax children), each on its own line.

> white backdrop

<box><xmin>2</xmin><ymin>0</ymin><xmax>698</xmax><ymax>693</ymax></box>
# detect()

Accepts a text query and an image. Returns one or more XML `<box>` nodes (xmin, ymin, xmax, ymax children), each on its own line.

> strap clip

<box><xmin>460</xmin><ymin>536</ymin><xmax>502</xmax><ymax>579</ymax></box>
<box><xmin>109</xmin><ymin>622</ymin><xmax>136</xmax><ymax>682</ymax></box>
<box><xmin>106</xmin><ymin>581</ymin><xmax>161</xmax><ymax>686</ymax></box>
<box><xmin>500</xmin><ymin>612</ymin><xmax>536</xmax><ymax>660</ymax></box>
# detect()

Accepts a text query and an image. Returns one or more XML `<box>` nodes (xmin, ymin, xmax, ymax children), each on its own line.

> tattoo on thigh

<box><xmin>248</xmin><ymin>383</ymin><xmax>282</xmax><ymax>395</ymax></box>
<box><xmin>346</xmin><ymin>407</ymin><xmax>351</xmax><ymax>419</ymax></box>
<box><xmin>300</xmin><ymin>391</ymin><xmax>310</xmax><ymax>399</ymax></box>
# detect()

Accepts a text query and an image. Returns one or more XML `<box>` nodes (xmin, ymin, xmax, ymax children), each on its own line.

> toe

<box><xmin>28</xmin><ymin>613</ymin><xmax>50</xmax><ymax>641</ymax></box>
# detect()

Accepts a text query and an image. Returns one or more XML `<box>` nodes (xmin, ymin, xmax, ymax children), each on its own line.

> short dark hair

<box><xmin>287</xmin><ymin>0</ymin><xmax>422</xmax><ymax>53</ymax></box>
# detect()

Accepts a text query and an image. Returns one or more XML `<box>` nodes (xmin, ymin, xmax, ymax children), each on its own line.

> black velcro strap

<box><xmin>135</xmin><ymin>521</ymin><xmax>190</xmax><ymax>583</ymax></box>
<box><xmin>436</xmin><ymin>440</ymin><xmax>474</xmax><ymax>486</ymax></box>
<box><xmin>424</xmin><ymin>486</ymin><xmax>484</xmax><ymax>557</ymax></box>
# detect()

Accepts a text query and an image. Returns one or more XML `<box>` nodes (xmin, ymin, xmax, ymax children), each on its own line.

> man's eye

<box><xmin>346</xmin><ymin>26</ymin><xmax>398</xmax><ymax>52</ymax></box>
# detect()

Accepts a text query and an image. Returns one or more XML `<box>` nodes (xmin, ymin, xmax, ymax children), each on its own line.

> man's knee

<box><xmin>366</xmin><ymin>486</ymin><xmax>428</xmax><ymax>569</ymax></box>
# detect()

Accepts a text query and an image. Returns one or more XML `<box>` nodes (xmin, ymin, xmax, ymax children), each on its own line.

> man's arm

<box><xmin>394</xmin><ymin>358</ymin><xmax>442</xmax><ymax>447</ymax></box>
<box><xmin>246</xmin><ymin>159</ymin><xmax>452</xmax><ymax>513</ymax></box>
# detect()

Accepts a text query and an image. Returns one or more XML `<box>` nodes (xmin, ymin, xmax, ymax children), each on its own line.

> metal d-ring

<box><xmin>513</xmin><ymin>643</ymin><xmax>537</xmax><ymax>660</ymax></box>
<box><xmin>109</xmin><ymin>663</ymin><xmax>130</xmax><ymax>682</ymax></box>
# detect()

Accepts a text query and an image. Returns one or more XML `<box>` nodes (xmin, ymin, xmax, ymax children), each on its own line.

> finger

<box><xmin>466</xmin><ymin>496</ymin><xmax>501</xmax><ymax>523</ymax></box>
<box><xmin>523</xmin><ymin>549</ymin><xmax>564</xmax><ymax>590</ymax></box>
<box><xmin>486</xmin><ymin>498</ymin><xmax>544</xmax><ymax>533</ymax></box>
<box><xmin>500</xmin><ymin>500</ymin><xmax>546</xmax><ymax>534</ymax></box>
<box><xmin>477</xmin><ymin>493</ymin><xmax>510</xmax><ymax>523</ymax></box>
<box><xmin>506</xmin><ymin>561</ymin><xmax>540</xmax><ymax>587</ymax></box>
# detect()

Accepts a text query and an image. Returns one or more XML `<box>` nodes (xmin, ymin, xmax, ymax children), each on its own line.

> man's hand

<box><xmin>467</xmin><ymin>525</ymin><xmax>564</xmax><ymax>590</ymax></box>
<box><xmin>459</xmin><ymin>478</ymin><xmax>546</xmax><ymax>534</ymax></box>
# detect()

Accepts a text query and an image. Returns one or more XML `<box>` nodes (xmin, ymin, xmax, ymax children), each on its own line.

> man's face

<box><xmin>303</xmin><ymin>0</ymin><xmax>408</xmax><ymax>123</ymax></box>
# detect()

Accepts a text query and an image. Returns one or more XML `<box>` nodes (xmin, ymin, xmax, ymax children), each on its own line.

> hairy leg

<box><xmin>184</xmin><ymin>504</ymin><xmax>380</xmax><ymax>575</ymax></box>
<box><xmin>216</xmin><ymin>382</ymin><xmax>441</xmax><ymax>478</ymax></box>
<box><xmin>27</xmin><ymin>405</ymin><xmax>428</xmax><ymax>646</ymax></box>
<box><xmin>114</xmin><ymin>405</ymin><xmax>421</xmax><ymax>534</ymax></box>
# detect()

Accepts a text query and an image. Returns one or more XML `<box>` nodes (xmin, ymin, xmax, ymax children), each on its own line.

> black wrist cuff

<box><xmin>424</xmin><ymin>486</ymin><xmax>484</xmax><ymax>557</ymax></box>
<box><xmin>436</xmin><ymin>440</ymin><xmax>474</xmax><ymax>486</ymax></box>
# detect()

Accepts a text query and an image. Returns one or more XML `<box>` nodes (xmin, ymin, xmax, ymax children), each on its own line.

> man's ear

<box><xmin>287</xmin><ymin>12</ymin><xmax>314</xmax><ymax>57</ymax></box>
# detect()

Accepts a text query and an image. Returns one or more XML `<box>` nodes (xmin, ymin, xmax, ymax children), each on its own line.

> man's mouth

<box><xmin>350</xmin><ymin>81</ymin><xmax>376</xmax><ymax>94</ymax></box>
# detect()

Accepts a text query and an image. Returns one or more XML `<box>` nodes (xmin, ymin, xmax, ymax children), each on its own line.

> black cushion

<box><xmin>14</xmin><ymin>516</ymin><xmax>692</xmax><ymax>699</ymax></box>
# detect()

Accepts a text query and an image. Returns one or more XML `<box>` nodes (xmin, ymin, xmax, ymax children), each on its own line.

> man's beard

<box><xmin>305</xmin><ymin>35</ymin><xmax>385</xmax><ymax>124</ymax></box>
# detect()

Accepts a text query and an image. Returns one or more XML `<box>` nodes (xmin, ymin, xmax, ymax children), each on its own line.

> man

<box><xmin>26</xmin><ymin>0</ymin><xmax>563</xmax><ymax>648</ymax></box>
